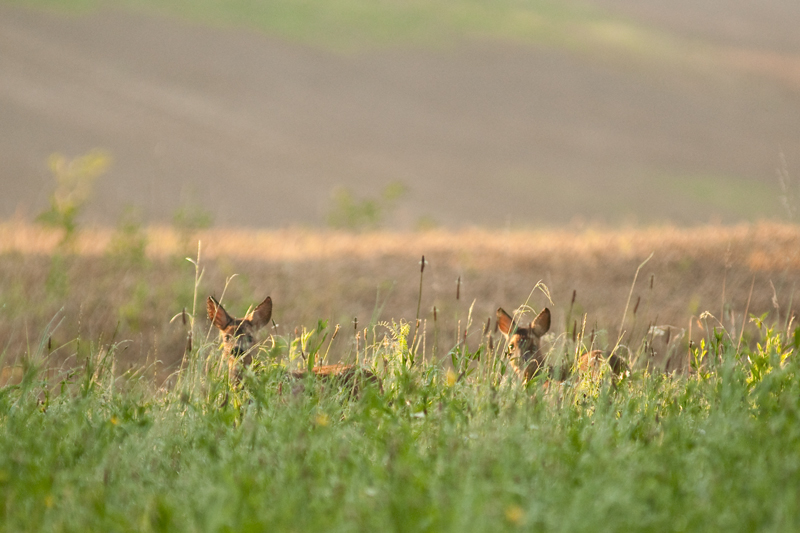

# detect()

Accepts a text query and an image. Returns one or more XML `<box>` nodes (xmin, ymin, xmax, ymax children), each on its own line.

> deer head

<box><xmin>496</xmin><ymin>306</ymin><xmax>551</xmax><ymax>380</ymax></box>
<box><xmin>207</xmin><ymin>296</ymin><xmax>272</xmax><ymax>368</ymax></box>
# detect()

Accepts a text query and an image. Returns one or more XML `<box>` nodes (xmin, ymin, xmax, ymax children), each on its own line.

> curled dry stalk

<box><xmin>784</xmin><ymin>283</ymin><xmax>796</xmax><ymax>336</ymax></box>
<box><xmin>169</xmin><ymin>240</ymin><xmax>240</xmax><ymax>400</ymax></box>
<box><xmin>615</xmin><ymin>252</ymin><xmax>654</xmax><ymax>360</ymax></box>
<box><xmin>321</xmin><ymin>324</ymin><xmax>340</xmax><ymax>366</ymax></box>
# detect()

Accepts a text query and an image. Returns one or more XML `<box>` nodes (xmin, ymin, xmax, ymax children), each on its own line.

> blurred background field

<box><xmin>1</xmin><ymin>0</ymin><xmax>799</xmax><ymax>228</ymax></box>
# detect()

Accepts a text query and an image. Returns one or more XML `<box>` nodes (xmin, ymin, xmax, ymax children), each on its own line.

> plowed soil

<box><xmin>2</xmin><ymin>4</ymin><xmax>800</xmax><ymax>228</ymax></box>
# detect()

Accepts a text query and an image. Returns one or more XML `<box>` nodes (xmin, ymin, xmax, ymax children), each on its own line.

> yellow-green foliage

<box><xmin>36</xmin><ymin>150</ymin><xmax>111</xmax><ymax>246</ymax></box>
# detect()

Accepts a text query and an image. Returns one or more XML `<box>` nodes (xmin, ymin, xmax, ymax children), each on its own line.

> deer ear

<box><xmin>207</xmin><ymin>296</ymin><xmax>233</xmax><ymax>331</ymax></box>
<box><xmin>248</xmin><ymin>296</ymin><xmax>272</xmax><ymax>330</ymax></box>
<box><xmin>496</xmin><ymin>308</ymin><xmax>514</xmax><ymax>336</ymax></box>
<box><xmin>531</xmin><ymin>307</ymin><xmax>551</xmax><ymax>337</ymax></box>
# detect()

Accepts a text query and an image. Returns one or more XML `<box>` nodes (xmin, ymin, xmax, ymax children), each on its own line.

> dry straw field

<box><xmin>1</xmin><ymin>221</ymin><xmax>798</xmax><ymax>379</ymax></box>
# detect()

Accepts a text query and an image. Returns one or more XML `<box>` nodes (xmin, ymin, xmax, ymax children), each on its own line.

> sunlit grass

<box><xmin>1</xmin><ymin>221</ymin><xmax>798</xmax><ymax>267</ymax></box>
<box><xmin>0</xmin><ymin>221</ymin><xmax>798</xmax><ymax>372</ymax></box>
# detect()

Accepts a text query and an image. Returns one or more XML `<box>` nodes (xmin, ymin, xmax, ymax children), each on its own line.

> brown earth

<box><xmin>1</xmin><ymin>4</ymin><xmax>800</xmax><ymax>229</ymax></box>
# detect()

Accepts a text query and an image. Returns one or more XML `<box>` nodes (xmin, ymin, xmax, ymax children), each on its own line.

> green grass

<box><xmin>2</xmin><ymin>313</ymin><xmax>800</xmax><ymax>532</ymax></box>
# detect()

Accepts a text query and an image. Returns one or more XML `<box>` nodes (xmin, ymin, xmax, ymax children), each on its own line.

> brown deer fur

<box><xmin>207</xmin><ymin>296</ymin><xmax>380</xmax><ymax>394</ymax></box>
<box><xmin>496</xmin><ymin>306</ymin><xmax>626</xmax><ymax>381</ymax></box>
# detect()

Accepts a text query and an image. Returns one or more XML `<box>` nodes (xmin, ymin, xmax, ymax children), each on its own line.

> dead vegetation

<box><xmin>0</xmin><ymin>221</ymin><xmax>798</xmax><ymax>380</ymax></box>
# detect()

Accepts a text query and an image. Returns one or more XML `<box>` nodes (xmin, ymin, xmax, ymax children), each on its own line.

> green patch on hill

<box><xmin>6</xmin><ymin>0</ymin><xmax>691</xmax><ymax>59</ymax></box>
<box><xmin>660</xmin><ymin>174</ymin><xmax>782</xmax><ymax>222</ymax></box>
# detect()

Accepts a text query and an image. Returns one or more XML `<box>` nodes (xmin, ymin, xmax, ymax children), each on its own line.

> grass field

<box><xmin>2</xmin><ymin>250</ymin><xmax>800</xmax><ymax>530</ymax></box>
<box><xmin>1</xmin><ymin>222</ymin><xmax>800</xmax><ymax>529</ymax></box>
<box><xmin>3</xmin><ymin>3</ymin><xmax>800</xmax><ymax>527</ymax></box>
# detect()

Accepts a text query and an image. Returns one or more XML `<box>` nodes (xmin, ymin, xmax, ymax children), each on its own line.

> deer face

<box><xmin>496</xmin><ymin>307</ymin><xmax>551</xmax><ymax>379</ymax></box>
<box><xmin>207</xmin><ymin>296</ymin><xmax>272</xmax><ymax>366</ymax></box>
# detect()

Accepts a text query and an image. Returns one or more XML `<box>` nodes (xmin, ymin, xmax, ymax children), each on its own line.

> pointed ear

<box><xmin>496</xmin><ymin>308</ymin><xmax>514</xmax><ymax>336</ymax></box>
<box><xmin>247</xmin><ymin>296</ymin><xmax>272</xmax><ymax>330</ymax></box>
<box><xmin>207</xmin><ymin>296</ymin><xmax>233</xmax><ymax>331</ymax></box>
<box><xmin>531</xmin><ymin>308</ymin><xmax>551</xmax><ymax>337</ymax></box>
